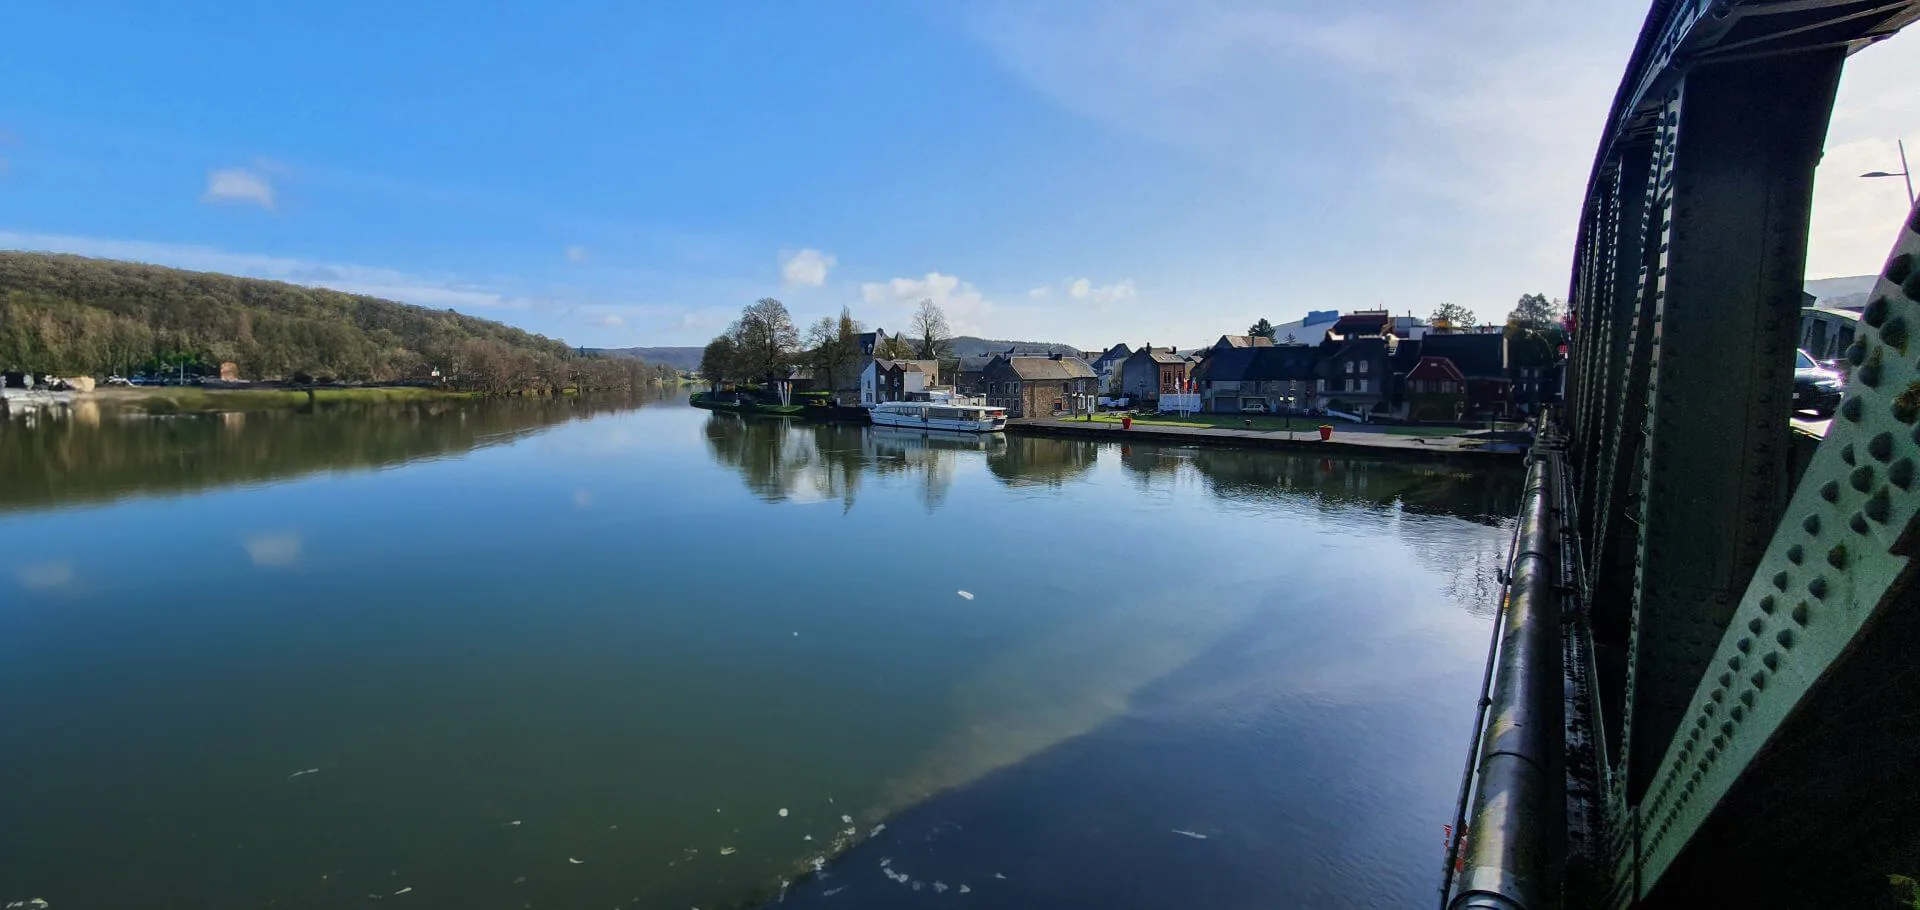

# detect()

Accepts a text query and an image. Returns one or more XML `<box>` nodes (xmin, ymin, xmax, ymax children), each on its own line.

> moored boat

<box><xmin>868</xmin><ymin>400</ymin><xmax>1008</xmax><ymax>433</ymax></box>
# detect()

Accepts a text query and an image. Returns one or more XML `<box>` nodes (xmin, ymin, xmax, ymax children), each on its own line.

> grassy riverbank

<box><xmin>86</xmin><ymin>386</ymin><xmax>478</xmax><ymax>413</ymax></box>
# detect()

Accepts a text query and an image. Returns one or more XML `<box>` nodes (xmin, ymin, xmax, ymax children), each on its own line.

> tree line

<box><xmin>699</xmin><ymin>297</ymin><xmax>952</xmax><ymax>389</ymax></box>
<box><xmin>0</xmin><ymin>252</ymin><xmax>677</xmax><ymax>392</ymax></box>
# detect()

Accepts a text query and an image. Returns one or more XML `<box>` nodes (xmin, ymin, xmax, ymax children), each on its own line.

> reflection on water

<box><xmin>0</xmin><ymin>393</ymin><xmax>653</xmax><ymax>514</ymax></box>
<box><xmin>0</xmin><ymin>397</ymin><xmax>1522</xmax><ymax>910</ymax></box>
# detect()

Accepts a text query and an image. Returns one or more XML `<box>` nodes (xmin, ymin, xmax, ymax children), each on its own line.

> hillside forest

<box><xmin>0</xmin><ymin>252</ymin><xmax>677</xmax><ymax>392</ymax></box>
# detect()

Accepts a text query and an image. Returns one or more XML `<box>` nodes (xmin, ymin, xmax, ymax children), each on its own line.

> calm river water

<box><xmin>0</xmin><ymin>393</ymin><xmax>1520</xmax><ymax>909</ymax></box>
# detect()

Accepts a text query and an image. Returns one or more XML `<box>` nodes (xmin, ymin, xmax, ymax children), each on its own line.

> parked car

<box><xmin>1239</xmin><ymin>401</ymin><xmax>1271</xmax><ymax>414</ymax></box>
<box><xmin>1793</xmin><ymin>349</ymin><xmax>1843</xmax><ymax>416</ymax></box>
<box><xmin>104</xmin><ymin>375</ymin><xmax>131</xmax><ymax>386</ymax></box>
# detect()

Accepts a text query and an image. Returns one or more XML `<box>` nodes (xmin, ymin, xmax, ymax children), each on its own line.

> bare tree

<box><xmin>804</xmin><ymin>307</ymin><xmax>863</xmax><ymax>399</ymax></box>
<box><xmin>908</xmin><ymin>299</ymin><xmax>952</xmax><ymax>360</ymax></box>
<box><xmin>728</xmin><ymin>297</ymin><xmax>800</xmax><ymax>382</ymax></box>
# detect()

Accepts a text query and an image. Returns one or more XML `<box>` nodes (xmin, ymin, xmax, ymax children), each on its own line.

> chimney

<box><xmin>1051</xmin><ymin>351</ymin><xmax>1061</xmax><ymax>360</ymax></box>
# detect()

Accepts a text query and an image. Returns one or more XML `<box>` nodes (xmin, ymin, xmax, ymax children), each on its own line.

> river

<box><xmin>0</xmin><ymin>393</ymin><xmax>1520</xmax><ymax>908</ymax></box>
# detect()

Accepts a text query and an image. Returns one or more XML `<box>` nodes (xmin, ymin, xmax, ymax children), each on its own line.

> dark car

<box><xmin>1794</xmin><ymin>349</ymin><xmax>1843</xmax><ymax>416</ymax></box>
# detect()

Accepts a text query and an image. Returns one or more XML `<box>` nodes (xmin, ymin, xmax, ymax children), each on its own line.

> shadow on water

<box><xmin>0</xmin><ymin>392</ymin><xmax>657</xmax><ymax>514</ymax></box>
<box><xmin>769</xmin><ymin>592</ymin><xmax>1487</xmax><ymax>908</ymax></box>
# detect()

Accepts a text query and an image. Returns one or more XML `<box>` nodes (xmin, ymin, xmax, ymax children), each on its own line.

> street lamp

<box><xmin>1860</xmin><ymin>139</ymin><xmax>1915</xmax><ymax>207</ymax></box>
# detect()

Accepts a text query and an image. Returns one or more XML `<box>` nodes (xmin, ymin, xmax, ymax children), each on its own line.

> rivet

<box><xmin>1728</xmin><ymin>654</ymin><xmax>1744</xmax><ymax>671</ymax></box>
<box><xmin>1870</xmin><ymin>432</ymin><xmax>1896</xmax><ymax>462</ymax></box>
<box><xmin>1736</xmin><ymin>637</ymin><xmax>1752</xmax><ymax>654</ymax></box>
<box><xmin>1828</xmin><ymin>544</ymin><xmax>1849</xmax><ymax>569</ymax></box>
<box><xmin>1892</xmin><ymin>458</ymin><xmax>1915</xmax><ymax>490</ymax></box>
<box><xmin>1896</xmin><ymin>387</ymin><xmax>1920</xmax><ymax>424</ymax></box>
<box><xmin>1777</xmin><ymin>628</ymin><xmax>1796</xmax><ymax>649</ymax></box>
<box><xmin>1851</xmin><ymin>512</ymin><xmax>1871</xmax><ymax>535</ymax></box>
<box><xmin>1697</xmin><ymin>714</ymin><xmax>1710</xmax><ymax>729</ymax></box>
<box><xmin>1786</xmin><ymin>544</ymin><xmax>1805</xmax><ymax>564</ymax></box>
<box><xmin>1759</xmin><ymin>595</ymin><xmax>1777</xmax><ymax>614</ymax></box>
<box><xmin>1907</xmin><ymin>267</ymin><xmax>1920</xmax><ymax>303</ymax></box>
<box><xmin>1818</xmin><ymin>482</ymin><xmax>1839</xmax><ymax>504</ymax></box>
<box><xmin>1710</xmin><ymin>688</ymin><xmax>1724</xmax><ymax>702</ymax></box>
<box><xmin>1864</xmin><ymin>296</ymin><xmax>1891</xmax><ymax>327</ymax></box>
<box><xmin>1848</xmin><ymin>341</ymin><xmax>1869</xmax><ymax>366</ymax></box>
<box><xmin>1720</xmin><ymin>721</ymin><xmax>1734</xmax><ymax>737</ymax></box>
<box><xmin>1748</xmin><ymin>617</ymin><xmax>1765</xmax><ymax>634</ymax></box>
<box><xmin>1866</xmin><ymin>489</ymin><xmax>1892</xmax><ymax>523</ymax></box>
<box><xmin>1739</xmin><ymin>690</ymin><xmax>1755</xmax><ymax>708</ymax></box>
<box><xmin>1730</xmin><ymin>705</ymin><xmax>1745</xmax><ymax>721</ymax></box>
<box><xmin>1763</xmin><ymin>652</ymin><xmax>1780</xmax><ymax>672</ymax></box>
<box><xmin>1892</xmin><ymin>253</ymin><xmax>1917</xmax><ymax>285</ymax></box>
<box><xmin>1842</xmin><ymin>443</ymin><xmax>1858</xmax><ymax>466</ymax></box>
<box><xmin>1772</xmin><ymin>571</ymin><xmax>1789</xmax><ymax>591</ymax></box>
<box><xmin>1752</xmin><ymin>672</ymin><xmax>1768</xmax><ymax>690</ymax></box>
<box><xmin>1719</xmin><ymin>671</ymin><xmax>1733</xmax><ymax>688</ymax></box>
<box><xmin>1851</xmin><ymin>465</ymin><xmax>1876</xmax><ymax>492</ymax></box>
<box><xmin>1792</xmin><ymin>602</ymin><xmax>1810</xmax><ymax>626</ymax></box>
<box><xmin>1883</xmin><ymin>317</ymin><xmax>1910</xmax><ymax>353</ymax></box>
<box><xmin>1842</xmin><ymin>395</ymin><xmax>1865</xmax><ymax>422</ymax></box>
<box><xmin>1705</xmin><ymin>747</ymin><xmax>1718</xmax><ymax>762</ymax></box>
<box><xmin>1705</xmin><ymin>700</ymin><xmax>1718</xmax><ymax>716</ymax></box>
<box><xmin>1809</xmin><ymin>576</ymin><xmax>1829</xmax><ymax>599</ymax></box>
<box><xmin>1712</xmin><ymin>734</ymin><xmax>1727</xmax><ymax>749</ymax></box>
<box><xmin>1860</xmin><ymin>354</ymin><xmax>1884</xmax><ymax>388</ymax></box>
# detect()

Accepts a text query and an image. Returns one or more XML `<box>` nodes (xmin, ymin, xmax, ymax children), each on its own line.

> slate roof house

<box><xmin>1194</xmin><ymin>345</ymin><xmax>1318</xmax><ymax>413</ymax></box>
<box><xmin>1419</xmin><ymin>333</ymin><xmax>1511</xmax><ymax>417</ymax></box>
<box><xmin>981</xmin><ymin>353</ymin><xmax>1098</xmax><ymax>418</ymax></box>
<box><xmin>1403</xmin><ymin>355</ymin><xmax>1470</xmax><ymax>420</ymax></box>
<box><xmin>860</xmin><ymin>359</ymin><xmax>941</xmax><ymax>405</ymax></box>
<box><xmin>1084</xmin><ymin>343</ymin><xmax>1133</xmax><ymax>395</ymax></box>
<box><xmin>1119</xmin><ymin>346</ymin><xmax>1192</xmax><ymax>401</ymax></box>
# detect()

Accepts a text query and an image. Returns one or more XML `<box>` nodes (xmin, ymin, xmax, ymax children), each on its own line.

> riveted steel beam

<box><xmin>1628</xmin><ymin>201</ymin><xmax>1920</xmax><ymax>905</ymax></box>
<box><xmin>1620</xmin><ymin>50</ymin><xmax>1844</xmax><ymax>809</ymax></box>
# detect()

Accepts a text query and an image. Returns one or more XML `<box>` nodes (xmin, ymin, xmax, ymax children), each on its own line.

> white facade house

<box><xmin>860</xmin><ymin>359</ymin><xmax>940</xmax><ymax>406</ymax></box>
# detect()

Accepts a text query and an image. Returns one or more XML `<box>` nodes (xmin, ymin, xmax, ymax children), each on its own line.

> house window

<box><xmin>1358</xmin><ymin>378</ymin><xmax>1370</xmax><ymax>393</ymax></box>
<box><xmin>1345</xmin><ymin>361</ymin><xmax>1355</xmax><ymax>374</ymax></box>
<box><xmin>1317</xmin><ymin>379</ymin><xmax>1326</xmax><ymax>393</ymax></box>
<box><xmin>1359</xmin><ymin>361</ymin><xmax>1369</xmax><ymax>374</ymax></box>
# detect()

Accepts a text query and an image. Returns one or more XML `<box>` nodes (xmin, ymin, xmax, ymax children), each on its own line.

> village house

<box><xmin>1084</xmin><ymin>343</ymin><xmax>1133</xmax><ymax>396</ymax></box>
<box><xmin>1193</xmin><ymin>345</ymin><xmax>1317</xmax><ymax>413</ymax></box>
<box><xmin>1419</xmin><ymin>332</ymin><xmax>1511</xmax><ymax>418</ymax></box>
<box><xmin>1118</xmin><ymin>346</ymin><xmax>1192</xmax><ymax>401</ymax></box>
<box><xmin>1402</xmin><ymin>355</ymin><xmax>1470</xmax><ymax>420</ymax></box>
<box><xmin>980</xmin><ymin>353</ymin><xmax>1097</xmax><ymax>418</ymax></box>
<box><xmin>860</xmin><ymin>358</ymin><xmax>940</xmax><ymax>405</ymax></box>
<box><xmin>1315</xmin><ymin>336</ymin><xmax>1393</xmax><ymax>416</ymax></box>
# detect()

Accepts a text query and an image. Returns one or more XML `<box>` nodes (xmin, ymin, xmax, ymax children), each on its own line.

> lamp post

<box><xmin>1861</xmin><ymin>139</ymin><xmax>1915</xmax><ymax>206</ymax></box>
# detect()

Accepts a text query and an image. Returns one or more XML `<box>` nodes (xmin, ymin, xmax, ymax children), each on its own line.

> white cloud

<box><xmin>781</xmin><ymin>247</ymin><xmax>836</xmax><ymax>287</ymax></box>
<box><xmin>1028</xmin><ymin>285</ymin><xmax>1052</xmax><ymax>300</ymax></box>
<box><xmin>1066</xmin><ymin>277</ymin><xmax>1136</xmax><ymax>305</ymax></box>
<box><xmin>591</xmin><ymin>312</ymin><xmax>625</xmax><ymax>327</ymax></box>
<box><xmin>0</xmin><ymin>231</ymin><xmax>528</xmax><ymax>311</ymax></box>
<box><xmin>242</xmin><ymin>532</ymin><xmax>302</xmax><ymax>568</ymax></box>
<box><xmin>565</xmin><ymin>245</ymin><xmax>590</xmax><ymax>263</ymax></box>
<box><xmin>201</xmin><ymin>167</ymin><xmax>276</xmax><ymax>210</ymax></box>
<box><xmin>15</xmin><ymin>561</ymin><xmax>73</xmax><ymax>589</ymax></box>
<box><xmin>860</xmin><ymin>271</ymin><xmax>995</xmax><ymax>335</ymax></box>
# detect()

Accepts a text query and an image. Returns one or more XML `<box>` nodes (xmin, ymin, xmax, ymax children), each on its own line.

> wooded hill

<box><xmin>0</xmin><ymin>252</ymin><xmax>672</xmax><ymax>390</ymax></box>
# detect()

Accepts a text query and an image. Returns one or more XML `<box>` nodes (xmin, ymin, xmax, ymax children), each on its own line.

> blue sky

<box><xmin>3</xmin><ymin>1</ymin><xmax>1916</xmax><ymax>349</ymax></box>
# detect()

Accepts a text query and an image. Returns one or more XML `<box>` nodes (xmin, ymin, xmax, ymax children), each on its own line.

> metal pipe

<box><xmin>1449</xmin><ymin>453</ymin><xmax>1565</xmax><ymax>910</ymax></box>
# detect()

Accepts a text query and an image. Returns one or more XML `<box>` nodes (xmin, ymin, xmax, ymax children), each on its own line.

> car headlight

<box><xmin>1816</xmin><ymin>377</ymin><xmax>1844</xmax><ymax>390</ymax></box>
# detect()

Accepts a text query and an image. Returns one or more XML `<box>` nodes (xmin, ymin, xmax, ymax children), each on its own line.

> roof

<box><xmin>1214</xmin><ymin>334</ymin><xmax>1276</xmax><ymax>349</ymax></box>
<box><xmin>874</xmin><ymin>359</ymin><xmax>939</xmax><ymax>375</ymax></box>
<box><xmin>1331</xmin><ymin>311</ymin><xmax>1391</xmax><ymax>335</ymax></box>
<box><xmin>1198</xmin><ymin>345</ymin><xmax>1316</xmax><ymax>382</ymax></box>
<box><xmin>995</xmin><ymin>355</ymin><xmax>1097</xmax><ymax>381</ymax></box>
<box><xmin>1407</xmin><ymin>356</ymin><xmax>1467</xmax><ymax>383</ymax></box>
<box><xmin>1132</xmin><ymin>347</ymin><xmax>1187</xmax><ymax>365</ymax></box>
<box><xmin>1420</xmin><ymin>333</ymin><xmax>1506</xmax><ymax>378</ymax></box>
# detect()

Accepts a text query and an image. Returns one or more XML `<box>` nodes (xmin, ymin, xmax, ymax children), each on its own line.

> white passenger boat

<box><xmin>869</xmin><ymin>400</ymin><xmax>1008</xmax><ymax>433</ymax></box>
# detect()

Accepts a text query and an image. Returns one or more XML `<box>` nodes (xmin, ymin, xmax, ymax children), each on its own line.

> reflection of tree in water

<box><xmin>0</xmin><ymin>394</ymin><xmax>644</xmax><ymax>514</ymax></box>
<box><xmin>701</xmin><ymin>418</ymin><xmax>992</xmax><ymax>512</ymax></box>
<box><xmin>1113</xmin><ymin>443</ymin><xmax>1523</xmax><ymax>524</ymax></box>
<box><xmin>985</xmin><ymin>436</ymin><xmax>1099</xmax><ymax>488</ymax></box>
